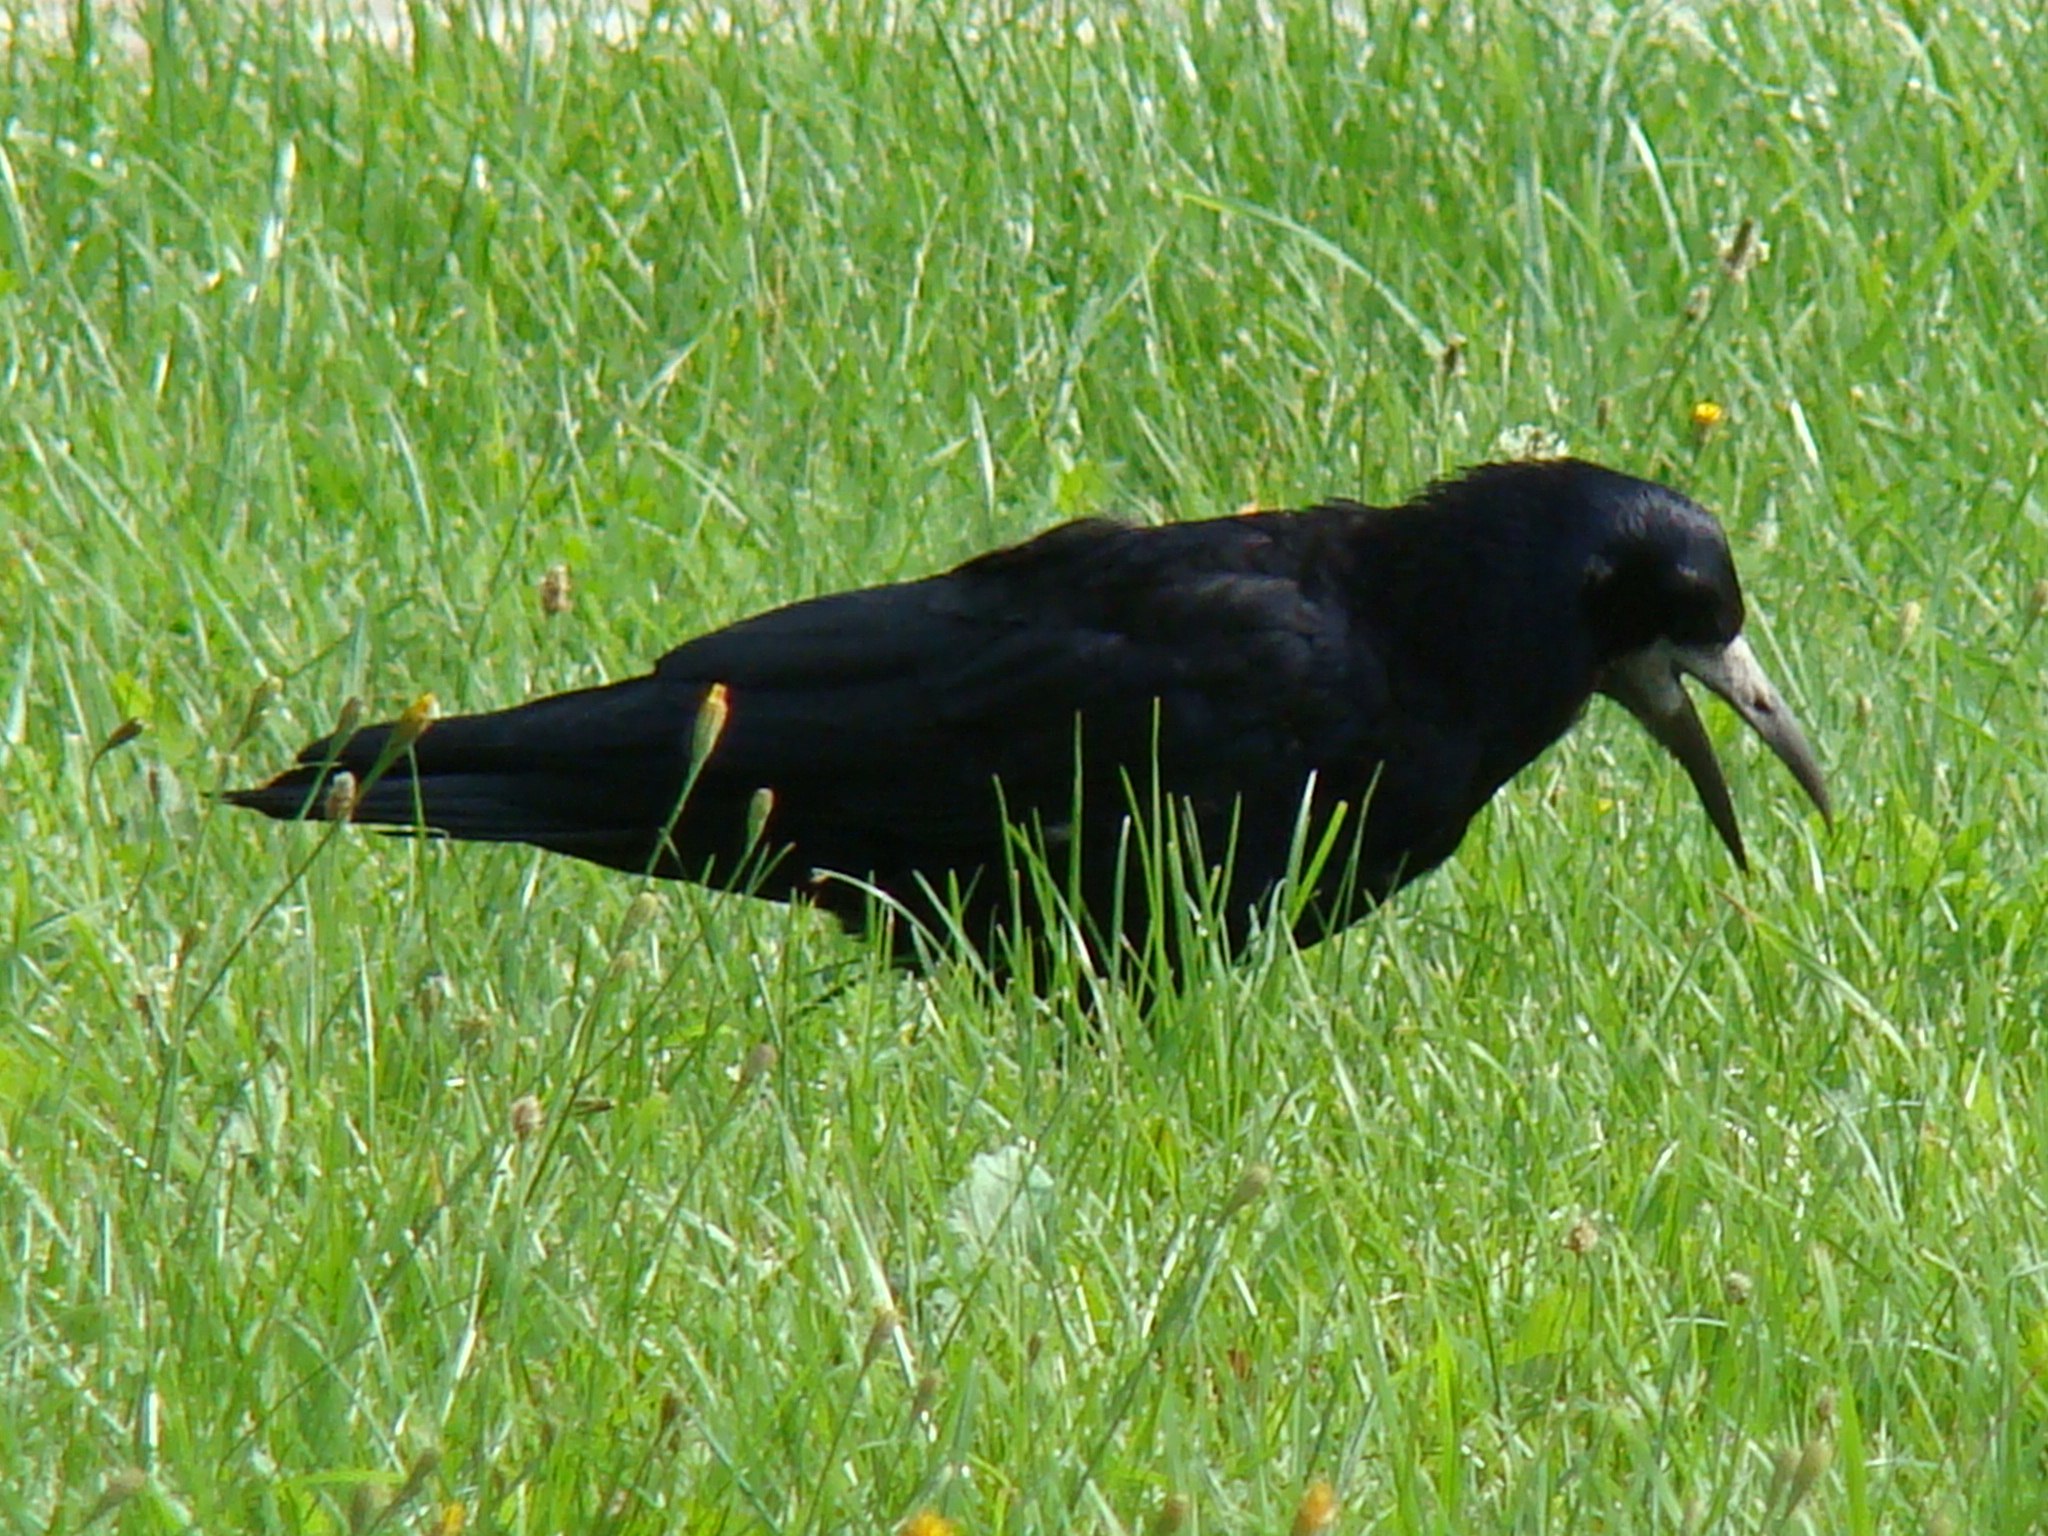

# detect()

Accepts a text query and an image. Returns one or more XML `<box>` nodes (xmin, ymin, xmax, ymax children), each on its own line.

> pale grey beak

<box><xmin>1599</xmin><ymin>635</ymin><xmax>1832</xmax><ymax>869</ymax></box>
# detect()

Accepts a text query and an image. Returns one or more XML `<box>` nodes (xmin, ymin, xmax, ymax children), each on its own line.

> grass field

<box><xmin>6</xmin><ymin>0</ymin><xmax>2048</xmax><ymax>1530</ymax></box>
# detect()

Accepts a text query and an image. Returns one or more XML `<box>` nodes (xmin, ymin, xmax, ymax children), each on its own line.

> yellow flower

<box><xmin>900</xmin><ymin>1511</ymin><xmax>959</xmax><ymax>1536</ymax></box>
<box><xmin>390</xmin><ymin>692</ymin><xmax>440</xmax><ymax>752</ymax></box>
<box><xmin>1292</xmin><ymin>1479</ymin><xmax>1340</xmax><ymax>1536</ymax></box>
<box><xmin>1689</xmin><ymin>400</ymin><xmax>1726</xmax><ymax>436</ymax></box>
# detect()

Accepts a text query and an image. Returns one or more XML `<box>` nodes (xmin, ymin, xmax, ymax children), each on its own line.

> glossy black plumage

<box><xmin>227</xmin><ymin>458</ymin><xmax>1830</xmax><ymax>965</ymax></box>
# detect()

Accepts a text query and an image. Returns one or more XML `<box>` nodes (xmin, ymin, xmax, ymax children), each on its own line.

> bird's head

<box><xmin>1553</xmin><ymin>461</ymin><xmax>1831</xmax><ymax>868</ymax></box>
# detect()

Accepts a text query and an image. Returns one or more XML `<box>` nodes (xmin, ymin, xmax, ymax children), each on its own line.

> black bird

<box><xmin>227</xmin><ymin>459</ymin><xmax>1830</xmax><ymax>967</ymax></box>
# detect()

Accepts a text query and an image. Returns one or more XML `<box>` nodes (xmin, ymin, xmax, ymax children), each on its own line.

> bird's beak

<box><xmin>1599</xmin><ymin>635</ymin><xmax>1831</xmax><ymax>870</ymax></box>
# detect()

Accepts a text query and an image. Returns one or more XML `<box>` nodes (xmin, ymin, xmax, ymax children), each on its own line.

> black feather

<box><xmin>227</xmin><ymin>458</ymin><xmax>1828</xmax><ymax>967</ymax></box>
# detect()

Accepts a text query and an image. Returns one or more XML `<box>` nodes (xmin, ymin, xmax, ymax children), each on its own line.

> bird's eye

<box><xmin>1664</xmin><ymin>566</ymin><xmax>1739</xmax><ymax>646</ymax></box>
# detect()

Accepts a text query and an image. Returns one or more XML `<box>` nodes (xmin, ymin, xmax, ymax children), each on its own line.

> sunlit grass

<box><xmin>4</xmin><ymin>1</ymin><xmax>2048</xmax><ymax>1531</ymax></box>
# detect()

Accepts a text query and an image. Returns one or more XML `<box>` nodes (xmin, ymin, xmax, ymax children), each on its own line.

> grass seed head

<box><xmin>323</xmin><ymin>770</ymin><xmax>359</xmax><ymax>821</ymax></box>
<box><xmin>1768</xmin><ymin>1444</ymin><xmax>1801</xmax><ymax>1509</ymax></box>
<box><xmin>1223</xmin><ymin>1161</ymin><xmax>1273</xmax><ymax>1218</ymax></box>
<box><xmin>414</xmin><ymin>969</ymin><xmax>453</xmax><ymax>1019</ymax></box>
<box><xmin>96</xmin><ymin>717</ymin><xmax>146</xmax><ymax>762</ymax></box>
<box><xmin>539</xmin><ymin>562</ymin><xmax>573</xmax><ymax>616</ymax></box>
<box><xmin>693</xmin><ymin>683</ymin><xmax>731</xmax><ymax>767</ymax></box>
<box><xmin>746</xmin><ymin>786</ymin><xmax>776</xmax><ymax>846</ymax></box>
<box><xmin>1719</xmin><ymin>216</ymin><xmax>1767</xmax><ymax>281</ymax></box>
<box><xmin>1564</xmin><ymin>1217</ymin><xmax>1600</xmax><ymax>1256</ymax></box>
<box><xmin>234</xmin><ymin>675</ymin><xmax>283</xmax><ymax>746</ymax></box>
<box><xmin>1785</xmin><ymin>1436</ymin><xmax>1832</xmax><ymax>1513</ymax></box>
<box><xmin>1149</xmin><ymin>1493</ymin><xmax>1191</xmax><ymax>1536</ymax></box>
<box><xmin>510</xmin><ymin>1094</ymin><xmax>544</xmax><ymax>1140</ymax></box>
<box><xmin>1723</xmin><ymin>1270</ymin><xmax>1754</xmax><ymax>1305</ymax></box>
<box><xmin>348</xmin><ymin>1483</ymin><xmax>380</xmax><ymax>1534</ymax></box>
<box><xmin>864</xmin><ymin>1305</ymin><xmax>902</xmax><ymax>1366</ymax></box>
<box><xmin>333</xmin><ymin>695</ymin><xmax>365</xmax><ymax>740</ymax></box>
<box><xmin>82</xmin><ymin>1468</ymin><xmax>147</xmax><ymax>1525</ymax></box>
<box><xmin>739</xmin><ymin>1040</ymin><xmax>778</xmax><ymax>1088</ymax></box>
<box><xmin>616</xmin><ymin>891</ymin><xmax>662</xmax><ymax>947</ymax></box>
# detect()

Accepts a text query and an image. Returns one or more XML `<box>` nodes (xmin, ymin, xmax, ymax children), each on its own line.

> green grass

<box><xmin>5</xmin><ymin>0</ymin><xmax>2048</xmax><ymax>1529</ymax></box>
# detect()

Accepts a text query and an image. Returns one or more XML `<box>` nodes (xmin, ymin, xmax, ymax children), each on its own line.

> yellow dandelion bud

<box><xmin>692</xmin><ymin>683</ymin><xmax>730</xmax><ymax>768</ymax></box>
<box><xmin>899</xmin><ymin>1510</ymin><xmax>958</xmax><ymax>1536</ymax></box>
<box><xmin>437</xmin><ymin>1503</ymin><xmax>468</xmax><ymax>1536</ymax></box>
<box><xmin>539</xmin><ymin>562</ymin><xmax>573</xmax><ymax>616</ymax></box>
<box><xmin>390</xmin><ymin>693</ymin><xmax>439</xmax><ymax>753</ymax></box>
<box><xmin>1291</xmin><ymin>1478</ymin><xmax>1339</xmax><ymax>1536</ymax></box>
<box><xmin>1689</xmin><ymin>400</ymin><xmax>1725</xmax><ymax>438</ymax></box>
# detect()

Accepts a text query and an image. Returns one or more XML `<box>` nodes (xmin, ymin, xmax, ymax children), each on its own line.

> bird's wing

<box><xmin>652</xmin><ymin>517</ymin><xmax>1382</xmax><ymax>892</ymax></box>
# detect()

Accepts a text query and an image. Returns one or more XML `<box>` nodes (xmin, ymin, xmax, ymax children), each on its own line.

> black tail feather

<box><xmin>224</xmin><ymin>676</ymin><xmax>703</xmax><ymax>875</ymax></box>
